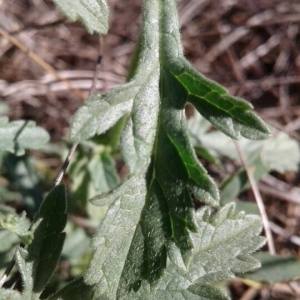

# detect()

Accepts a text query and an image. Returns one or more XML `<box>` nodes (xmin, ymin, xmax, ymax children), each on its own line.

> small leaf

<box><xmin>168</xmin><ymin>60</ymin><xmax>270</xmax><ymax>140</ymax></box>
<box><xmin>0</xmin><ymin>289</ymin><xmax>23</xmax><ymax>300</ymax></box>
<box><xmin>219</xmin><ymin>154</ymin><xmax>268</xmax><ymax>205</ymax></box>
<box><xmin>70</xmin><ymin>85</ymin><xmax>136</xmax><ymax>143</ymax></box>
<box><xmin>124</xmin><ymin>204</ymin><xmax>263</xmax><ymax>299</ymax></box>
<box><xmin>262</xmin><ymin>132</ymin><xmax>300</xmax><ymax>173</ymax></box>
<box><xmin>48</xmin><ymin>277</ymin><xmax>96</xmax><ymax>300</ymax></box>
<box><xmin>52</xmin><ymin>0</ymin><xmax>109</xmax><ymax>34</ymax></box>
<box><xmin>188</xmin><ymin>284</ymin><xmax>230</xmax><ymax>300</ymax></box>
<box><xmin>0</xmin><ymin>211</ymin><xmax>32</xmax><ymax>245</ymax></box>
<box><xmin>0</xmin><ymin>230</ymin><xmax>19</xmax><ymax>253</ymax></box>
<box><xmin>242</xmin><ymin>251</ymin><xmax>300</xmax><ymax>283</ymax></box>
<box><xmin>67</xmin><ymin>142</ymin><xmax>119</xmax><ymax>207</ymax></box>
<box><xmin>16</xmin><ymin>185</ymin><xmax>67</xmax><ymax>298</ymax></box>
<box><xmin>0</xmin><ymin>117</ymin><xmax>49</xmax><ymax>156</ymax></box>
<box><xmin>188</xmin><ymin>113</ymin><xmax>299</xmax><ymax>174</ymax></box>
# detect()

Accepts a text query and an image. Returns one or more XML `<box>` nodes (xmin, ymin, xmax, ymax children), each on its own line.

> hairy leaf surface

<box><xmin>0</xmin><ymin>211</ymin><xmax>32</xmax><ymax>245</ymax></box>
<box><xmin>69</xmin><ymin>0</ymin><xmax>270</xmax><ymax>298</ymax></box>
<box><xmin>123</xmin><ymin>204</ymin><xmax>264</xmax><ymax>299</ymax></box>
<box><xmin>0</xmin><ymin>289</ymin><xmax>23</xmax><ymax>300</ymax></box>
<box><xmin>49</xmin><ymin>277</ymin><xmax>96</xmax><ymax>300</ymax></box>
<box><xmin>0</xmin><ymin>117</ymin><xmax>49</xmax><ymax>156</ymax></box>
<box><xmin>15</xmin><ymin>185</ymin><xmax>67</xmax><ymax>299</ymax></box>
<box><xmin>52</xmin><ymin>0</ymin><xmax>108</xmax><ymax>34</ymax></box>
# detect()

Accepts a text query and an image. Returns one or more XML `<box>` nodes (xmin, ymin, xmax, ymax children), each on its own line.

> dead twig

<box><xmin>53</xmin><ymin>35</ymin><xmax>104</xmax><ymax>188</ymax></box>
<box><xmin>0</xmin><ymin>27</ymin><xmax>85</xmax><ymax>100</ymax></box>
<box><xmin>234</xmin><ymin>140</ymin><xmax>276</xmax><ymax>255</ymax></box>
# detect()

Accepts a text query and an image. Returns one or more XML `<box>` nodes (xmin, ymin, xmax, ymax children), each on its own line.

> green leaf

<box><xmin>70</xmin><ymin>89</ymin><xmax>135</xmax><ymax>145</ymax></box>
<box><xmin>48</xmin><ymin>277</ymin><xmax>96</xmax><ymax>300</ymax></box>
<box><xmin>84</xmin><ymin>176</ymin><xmax>148</xmax><ymax>298</ymax></box>
<box><xmin>262</xmin><ymin>132</ymin><xmax>300</xmax><ymax>173</ymax></box>
<box><xmin>0</xmin><ymin>289</ymin><xmax>23</xmax><ymax>300</ymax></box>
<box><xmin>242</xmin><ymin>251</ymin><xmax>300</xmax><ymax>283</ymax></box>
<box><xmin>0</xmin><ymin>211</ymin><xmax>32</xmax><ymax>245</ymax></box>
<box><xmin>51</xmin><ymin>0</ymin><xmax>109</xmax><ymax>34</ymax></box>
<box><xmin>0</xmin><ymin>230</ymin><xmax>19</xmax><ymax>254</ymax></box>
<box><xmin>188</xmin><ymin>113</ymin><xmax>298</xmax><ymax>174</ymax></box>
<box><xmin>69</xmin><ymin>0</ymin><xmax>269</xmax><ymax>297</ymax></box>
<box><xmin>67</xmin><ymin>142</ymin><xmax>119</xmax><ymax>206</ymax></box>
<box><xmin>62</xmin><ymin>227</ymin><xmax>90</xmax><ymax>259</ymax></box>
<box><xmin>189</xmin><ymin>113</ymin><xmax>299</xmax><ymax>205</ymax></box>
<box><xmin>123</xmin><ymin>204</ymin><xmax>263</xmax><ymax>299</ymax></box>
<box><xmin>15</xmin><ymin>185</ymin><xmax>67</xmax><ymax>299</ymax></box>
<box><xmin>3</xmin><ymin>154</ymin><xmax>45</xmax><ymax>212</ymax></box>
<box><xmin>0</xmin><ymin>117</ymin><xmax>49</xmax><ymax>156</ymax></box>
<box><xmin>168</xmin><ymin>59</ymin><xmax>269</xmax><ymax>140</ymax></box>
<box><xmin>219</xmin><ymin>153</ymin><xmax>269</xmax><ymax>205</ymax></box>
<box><xmin>0</xmin><ymin>102</ymin><xmax>8</xmax><ymax>116</ymax></box>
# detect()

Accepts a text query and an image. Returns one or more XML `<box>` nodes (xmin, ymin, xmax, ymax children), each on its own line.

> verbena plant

<box><xmin>0</xmin><ymin>0</ymin><xmax>271</xmax><ymax>299</ymax></box>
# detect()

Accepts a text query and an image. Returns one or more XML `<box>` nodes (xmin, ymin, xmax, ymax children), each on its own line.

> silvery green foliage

<box><xmin>52</xmin><ymin>0</ymin><xmax>109</xmax><ymax>34</ymax></box>
<box><xmin>67</xmin><ymin>0</ymin><xmax>269</xmax><ymax>298</ymax></box>
<box><xmin>0</xmin><ymin>289</ymin><xmax>23</xmax><ymax>300</ymax></box>
<box><xmin>0</xmin><ymin>117</ymin><xmax>49</xmax><ymax>156</ymax></box>
<box><xmin>124</xmin><ymin>203</ymin><xmax>265</xmax><ymax>299</ymax></box>
<box><xmin>48</xmin><ymin>277</ymin><xmax>96</xmax><ymax>300</ymax></box>
<box><xmin>0</xmin><ymin>211</ymin><xmax>32</xmax><ymax>245</ymax></box>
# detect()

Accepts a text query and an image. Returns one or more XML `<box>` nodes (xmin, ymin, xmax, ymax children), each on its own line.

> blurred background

<box><xmin>1</xmin><ymin>0</ymin><xmax>300</xmax><ymax>299</ymax></box>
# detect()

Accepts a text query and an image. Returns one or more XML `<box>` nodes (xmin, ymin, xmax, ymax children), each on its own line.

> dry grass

<box><xmin>1</xmin><ymin>0</ymin><xmax>300</xmax><ymax>299</ymax></box>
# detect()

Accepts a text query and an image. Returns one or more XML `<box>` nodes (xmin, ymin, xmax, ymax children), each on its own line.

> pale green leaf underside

<box><xmin>68</xmin><ymin>0</ymin><xmax>270</xmax><ymax>297</ymax></box>
<box><xmin>52</xmin><ymin>0</ymin><xmax>108</xmax><ymax>34</ymax></box>
<box><xmin>124</xmin><ymin>203</ymin><xmax>264</xmax><ymax>299</ymax></box>
<box><xmin>0</xmin><ymin>289</ymin><xmax>23</xmax><ymax>300</ymax></box>
<box><xmin>84</xmin><ymin>176</ymin><xmax>147</xmax><ymax>299</ymax></box>
<box><xmin>0</xmin><ymin>211</ymin><xmax>32</xmax><ymax>245</ymax></box>
<box><xmin>0</xmin><ymin>117</ymin><xmax>49</xmax><ymax>156</ymax></box>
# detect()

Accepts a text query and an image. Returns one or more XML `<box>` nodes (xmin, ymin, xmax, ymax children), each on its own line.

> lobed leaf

<box><xmin>68</xmin><ymin>0</ymin><xmax>270</xmax><ymax>297</ymax></box>
<box><xmin>70</xmin><ymin>86</ymin><xmax>136</xmax><ymax>143</ymax></box>
<box><xmin>52</xmin><ymin>0</ymin><xmax>109</xmax><ymax>34</ymax></box>
<box><xmin>15</xmin><ymin>185</ymin><xmax>67</xmax><ymax>299</ymax></box>
<box><xmin>188</xmin><ymin>113</ymin><xmax>298</xmax><ymax>174</ymax></box>
<box><xmin>124</xmin><ymin>204</ymin><xmax>264</xmax><ymax>299</ymax></box>
<box><xmin>168</xmin><ymin>60</ymin><xmax>270</xmax><ymax>140</ymax></box>
<box><xmin>0</xmin><ymin>117</ymin><xmax>49</xmax><ymax>156</ymax></box>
